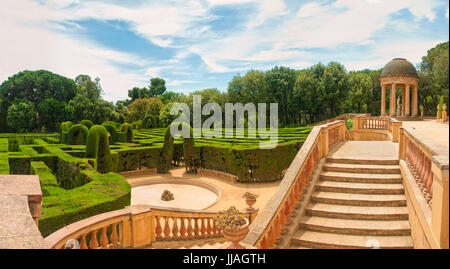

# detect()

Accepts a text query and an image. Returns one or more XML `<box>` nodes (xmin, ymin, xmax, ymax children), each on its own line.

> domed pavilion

<box><xmin>379</xmin><ymin>58</ymin><xmax>420</xmax><ymax>117</ymax></box>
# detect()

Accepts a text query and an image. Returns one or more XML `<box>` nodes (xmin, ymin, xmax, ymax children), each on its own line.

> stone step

<box><xmin>320</xmin><ymin>171</ymin><xmax>403</xmax><ymax>184</ymax></box>
<box><xmin>291</xmin><ymin>230</ymin><xmax>413</xmax><ymax>249</ymax></box>
<box><xmin>299</xmin><ymin>216</ymin><xmax>411</xmax><ymax>236</ymax></box>
<box><xmin>322</xmin><ymin>163</ymin><xmax>401</xmax><ymax>174</ymax></box>
<box><xmin>326</xmin><ymin>157</ymin><xmax>399</xmax><ymax>165</ymax></box>
<box><xmin>306</xmin><ymin>203</ymin><xmax>409</xmax><ymax>220</ymax></box>
<box><xmin>316</xmin><ymin>181</ymin><xmax>405</xmax><ymax>194</ymax></box>
<box><xmin>311</xmin><ymin>191</ymin><xmax>407</xmax><ymax>207</ymax></box>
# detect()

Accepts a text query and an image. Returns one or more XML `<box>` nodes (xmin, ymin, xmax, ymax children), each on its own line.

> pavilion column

<box><xmin>401</xmin><ymin>87</ymin><xmax>406</xmax><ymax>116</ymax></box>
<box><xmin>390</xmin><ymin>84</ymin><xmax>396</xmax><ymax>116</ymax></box>
<box><xmin>405</xmin><ymin>84</ymin><xmax>410</xmax><ymax>116</ymax></box>
<box><xmin>381</xmin><ymin>84</ymin><xmax>386</xmax><ymax>116</ymax></box>
<box><xmin>412</xmin><ymin>84</ymin><xmax>418</xmax><ymax>116</ymax></box>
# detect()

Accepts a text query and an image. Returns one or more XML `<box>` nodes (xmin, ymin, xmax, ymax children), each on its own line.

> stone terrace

<box><xmin>0</xmin><ymin>175</ymin><xmax>44</xmax><ymax>248</ymax></box>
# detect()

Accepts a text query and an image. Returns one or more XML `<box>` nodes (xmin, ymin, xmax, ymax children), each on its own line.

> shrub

<box><xmin>102</xmin><ymin>122</ymin><xmax>125</xmax><ymax>144</ymax></box>
<box><xmin>131</xmin><ymin>120</ymin><xmax>142</xmax><ymax>130</ymax></box>
<box><xmin>80</xmin><ymin>119</ymin><xmax>94</xmax><ymax>129</ymax></box>
<box><xmin>33</xmin><ymin>161</ymin><xmax>131</xmax><ymax>237</ymax></box>
<box><xmin>181</xmin><ymin>122</ymin><xmax>200</xmax><ymax>173</ymax></box>
<box><xmin>86</xmin><ymin>125</ymin><xmax>116</xmax><ymax>173</ymax></box>
<box><xmin>142</xmin><ymin>115</ymin><xmax>156</xmax><ymax>129</ymax></box>
<box><xmin>66</xmin><ymin>124</ymin><xmax>89</xmax><ymax>145</ymax></box>
<box><xmin>158</xmin><ymin>124</ymin><xmax>175</xmax><ymax>173</ymax></box>
<box><xmin>60</xmin><ymin>121</ymin><xmax>73</xmax><ymax>144</ymax></box>
<box><xmin>8</xmin><ymin>137</ymin><xmax>20</xmax><ymax>152</ymax></box>
<box><xmin>121</xmin><ymin>123</ymin><xmax>133</xmax><ymax>142</ymax></box>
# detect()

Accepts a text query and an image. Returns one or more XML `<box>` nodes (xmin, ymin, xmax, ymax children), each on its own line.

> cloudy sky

<box><xmin>1</xmin><ymin>0</ymin><xmax>449</xmax><ymax>102</ymax></box>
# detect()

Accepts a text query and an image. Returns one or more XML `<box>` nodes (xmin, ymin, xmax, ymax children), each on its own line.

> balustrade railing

<box><xmin>360</xmin><ymin>117</ymin><xmax>390</xmax><ymax>130</ymax></box>
<box><xmin>398</xmin><ymin>127</ymin><xmax>449</xmax><ymax>248</ymax></box>
<box><xmin>45</xmin><ymin>205</ymin><xmax>258</xmax><ymax>249</ymax></box>
<box><xmin>242</xmin><ymin>121</ymin><xmax>346</xmax><ymax>248</ymax></box>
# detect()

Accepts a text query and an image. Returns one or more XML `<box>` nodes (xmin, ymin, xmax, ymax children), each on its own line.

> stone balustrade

<box><xmin>241</xmin><ymin>120</ymin><xmax>347</xmax><ymax>248</ymax></box>
<box><xmin>45</xmin><ymin>204</ymin><xmax>258</xmax><ymax>249</ymax></box>
<box><xmin>352</xmin><ymin>116</ymin><xmax>402</xmax><ymax>142</ymax></box>
<box><xmin>399</xmin><ymin>127</ymin><xmax>449</xmax><ymax>248</ymax></box>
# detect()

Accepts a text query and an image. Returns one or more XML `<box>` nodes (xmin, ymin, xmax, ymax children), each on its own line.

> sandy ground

<box><xmin>127</xmin><ymin>168</ymin><xmax>280</xmax><ymax>212</ymax></box>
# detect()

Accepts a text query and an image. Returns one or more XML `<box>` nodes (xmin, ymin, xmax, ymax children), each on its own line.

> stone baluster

<box><xmin>172</xmin><ymin>217</ymin><xmax>179</xmax><ymax>240</ymax></box>
<box><xmin>200</xmin><ymin>218</ymin><xmax>207</xmax><ymax>238</ymax></box>
<box><xmin>110</xmin><ymin>223</ymin><xmax>119</xmax><ymax>248</ymax></box>
<box><xmin>180</xmin><ymin>217</ymin><xmax>187</xmax><ymax>239</ymax></box>
<box><xmin>89</xmin><ymin>229</ymin><xmax>99</xmax><ymax>249</ymax></box>
<box><xmin>100</xmin><ymin>226</ymin><xmax>108</xmax><ymax>248</ymax></box>
<box><xmin>187</xmin><ymin>218</ymin><xmax>194</xmax><ymax>239</ymax></box>
<box><xmin>155</xmin><ymin>215</ymin><xmax>162</xmax><ymax>240</ymax></box>
<box><xmin>163</xmin><ymin>217</ymin><xmax>171</xmax><ymax>240</ymax></box>
<box><xmin>80</xmin><ymin>234</ymin><xmax>88</xmax><ymax>249</ymax></box>
<box><xmin>206</xmin><ymin>218</ymin><xmax>213</xmax><ymax>237</ymax></box>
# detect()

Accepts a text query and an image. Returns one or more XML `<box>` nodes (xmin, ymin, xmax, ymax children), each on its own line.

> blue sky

<box><xmin>1</xmin><ymin>0</ymin><xmax>449</xmax><ymax>102</ymax></box>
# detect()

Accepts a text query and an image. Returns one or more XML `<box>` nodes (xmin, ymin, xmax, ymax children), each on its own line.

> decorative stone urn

<box><xmin>242</xmin><ymin>192</ymin><xmax>258</xmax><ymax>212</ymax></box>
<box><xmin>215</xmin><ymin>206</ymin><xmax>249</xmax><ymax>249</ymax></box>
<box><xmin>222</xmin><ymin>218</ymin><xmax>250</xmax><ymax>249</ymax></box>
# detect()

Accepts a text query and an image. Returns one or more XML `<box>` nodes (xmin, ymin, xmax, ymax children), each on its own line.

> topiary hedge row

<box><xmin>66</xmin><ymin>124</ymin><xmax>89</xmax><ymax>145</ymax></box>
<box><xmin>31</xmin><ymin>161</ymin><xmax>131</xmax><ymax>237</ymax></box>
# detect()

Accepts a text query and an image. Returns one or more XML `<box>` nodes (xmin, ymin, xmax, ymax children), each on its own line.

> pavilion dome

<box><xmin>380</xmin><ymin>58</ymin><xmax>418</xmax><ymax>78</ymax></box>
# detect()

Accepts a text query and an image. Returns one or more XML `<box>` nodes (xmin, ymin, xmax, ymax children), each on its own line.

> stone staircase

<box><xmin>288</xmin><ymin>156</ymin><xmax>413</xmax><ymax>249</ymax></box>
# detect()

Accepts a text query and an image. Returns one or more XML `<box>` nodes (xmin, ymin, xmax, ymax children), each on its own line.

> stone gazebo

<box><xmin>379</xmin><ymin>58</ymin><xmax>420</xmax><ymax>118</ymax></box>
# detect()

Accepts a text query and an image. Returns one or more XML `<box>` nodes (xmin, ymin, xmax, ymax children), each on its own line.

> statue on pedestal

<box><xmin>396</xmin><ymin>97</ymin><xmax>401</xmax><ymax>116</ymax></box>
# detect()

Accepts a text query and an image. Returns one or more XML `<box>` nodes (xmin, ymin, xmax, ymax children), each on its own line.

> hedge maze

<box><xmin>0</xmin><ymin>121</ymin><xmax>311</xmax><ymax>236</ymax></box>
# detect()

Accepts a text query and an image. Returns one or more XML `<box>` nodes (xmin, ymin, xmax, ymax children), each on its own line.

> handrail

<box><xmin>312</xmin><ymin>113</ymin><xmax>370</xmax><ymax>126</ymax></box>
<box><xmin>44</xmin><ymin>204</ymin><xmax>258</xmax><ymax>249</ymax></box>
<box><xmin>398</xmin><ymin>126</ymin><xmax>449</xmax><ymax>248</ymax></box>
<box><xmin>353</xmin><ymin>116</ymin><xmax>402</xmax><ymax>142</ymax></box>
<box><xmin>241</xmin><ymin>120</ymin><xmax>347</xmax><ymax>248</ymax></box>
<box><xmin>399</xmin><ymin>127</ymin><xmax>448</xmax><ymax>205</ymax></box>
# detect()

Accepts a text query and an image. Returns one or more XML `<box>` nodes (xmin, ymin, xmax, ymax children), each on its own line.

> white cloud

<box><xmin>0</xmin><ymin>0</ymin><xmax>148</xmax><ymax>101</ymax></box>
<box><xmin>344</xmin><ymin>40</ymin><xmax>444</xmax><ymax>71</ymax></box>
<box><xmin>296</xmin><ymin>3</ymin><xmax>326</xmax><ymax>18</ymax></box>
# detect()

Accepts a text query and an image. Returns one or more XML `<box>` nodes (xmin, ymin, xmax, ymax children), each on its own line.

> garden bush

<box><xmin>142</xmin><ymin>115</ymin><xmax>157</xmax><ymax>129</ymax></box>
<box><xmin>121</xmin><ymin>123</ymin><xmax>133</xmax><ymax>142</ymax></box>
<box><xmin>86</xmin><ymin>125</ymin><xmax>117</xmax><ymax>173</ymax></box>
<box><xmin>31</xmin><ymin>161</ymin><xmax>130</xmax><ymax>236</ymax></box>
<box><xmin>66</xmin><ymin>124</ymin><xmax>89</xmax><ymax>145</ymax></box>
<box><xmin>80</xmin><ymin>119</ymin><xmax>94</xmax><ymax>129</ymax></box>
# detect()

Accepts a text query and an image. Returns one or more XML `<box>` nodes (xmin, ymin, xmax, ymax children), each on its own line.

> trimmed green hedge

<box><xmin>67</xmin><ymin>124</ymin><xmax>89</xmax><ymax>145</ymax></box>
<box><xmin>80</xmin><ymin>119</ymin><xmax>93</xmax><ymax>129</ymax></box>
<box><xmin>142</xmin><ymin>115</ymin><xmax>157</xmax><ymax>129</ymax></box>
<box><xmin>121</xmin><ymin>123</ymin><xmax>133</xmax><ymax>142</ymax></box>
<box><xmin>31</xmin><ymin>161</ymin><xmax>131</xmax><ymax>237</ymax></box>
<box><xmin>86</xmin><ymin>125</ymin><xmax>117</xmax><ymax>173</ymax></box>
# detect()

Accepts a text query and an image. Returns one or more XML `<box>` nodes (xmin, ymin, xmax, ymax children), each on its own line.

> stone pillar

<box><xmin>431</xmin><ymin>157</ymin><xmax>449</xmax><ymax>249</ymax></box>
<box><xmin>381</xmin><ymin>84</ymin><xmax>386</xmax><ymax>116</ymax></box>
<box><xmin>437</xmin><ymin>104</ymin><xmax>441</xmax><ymax>119</ymax></box>
<box><xmin>412</xmin><ymin>84</ymin><xmax>418</xmax><ymax>116</ymax></box>
<box><xmin>390</xmin><ymin>84</ymin><xmax>396</xmax><ymax>116</ymax></box>
<box><xmin>405</xmin><ymin>85</ymin><xmax>410</xmax><ymax>116</ymax></box>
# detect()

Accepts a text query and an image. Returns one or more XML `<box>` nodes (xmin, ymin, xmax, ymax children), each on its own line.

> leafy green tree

<box><xmin>126</xmin><ymin>97</ymin><xmax>163</xmax><ymax>122</ymax></box>
<box><xmin>7</xmin><ymin>101</ymin><xmax>36</xmax><ymax>132</ymax></box>
<box><xmin>348</xmin><ymin>72</ymin><xmax>373</xmax><ymax>112</ymax></box>
<box><xmin>38</xmin><ymin>97</ymin><xmax>66</xmax><ymax>131</ymax></box>
<box><xmin>149</xmin><ymin>78</ymin><xmax>166</xmax><ymax>97</ymax></box>
<box><xmin>264</xmin><ymin>66</ymin><xmax>298</xmax><ymax>126</ymax></box>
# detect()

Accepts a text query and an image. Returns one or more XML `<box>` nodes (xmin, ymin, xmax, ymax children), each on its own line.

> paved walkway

<box><xmin>328</xmin><ymin>141</ymin><xmax>399</xmax><ymax>160</ymax></box>
<box><xmin>127</xmin><ymin>168</ymin><xmax>280</xmax><ymax>212</ymax></box>
<box><xmin>402</xmin><ymin>119</ymin><xmax>449</xmax><ymax>149</ymax></box>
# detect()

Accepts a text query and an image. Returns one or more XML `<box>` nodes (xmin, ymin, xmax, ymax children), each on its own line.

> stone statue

<box><xmin>396</xmin><ymin>97</ymin><xmax>401</xmax><ymax>116</ymax></box>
